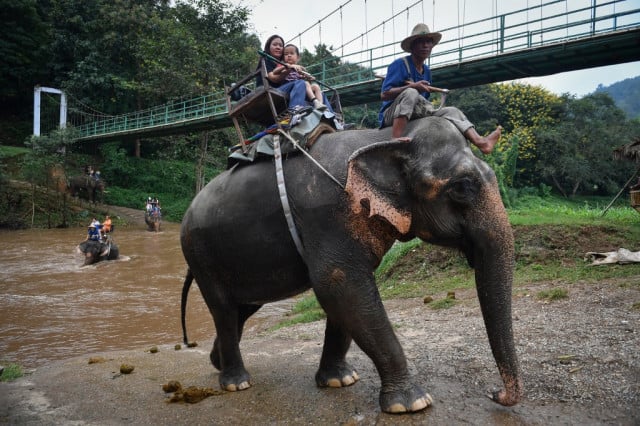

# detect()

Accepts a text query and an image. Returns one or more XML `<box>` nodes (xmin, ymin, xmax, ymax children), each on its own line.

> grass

<box><xmin>0</xmin><ymin>363</ymin><xmax>24</xmax><ymax>382</ymax></box>
<box><xmin>536</xmin><ymin>288</ymin><xmax>569</xmax><ymax>301</ymax></box>
<box><xmin>508</xmin><ymin>194</ymin><xmax>639</xmax><ymax>226</ymax></box>
<box><xmin>0</xmin><ymin>145</ymin><xmax>30</xmax><ymax>157</ymax></box>
<box><xmin>428</xmin><ymin>298</ymin><xmax>458</xmax><ymax>309</ymax></box>
<box><xmin>279</xmin><ymin>194</ymin><xmax>640</xmax><ymax>327</ymax></box>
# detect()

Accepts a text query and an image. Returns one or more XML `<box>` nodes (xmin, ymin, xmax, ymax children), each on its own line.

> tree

<box><xmin>0</xmin><ymin>0</ymin><xmax>52</xmax><ymax>142</ymax></box>
<box><xmin>22</xmin><ymin>128</ymin><xmax>78</xmax><ymax>227</ymax></box>
<box><xmin>535</xmin><ymin>93</ymin><xmax>637</xmax><ymax>197</ymax></box>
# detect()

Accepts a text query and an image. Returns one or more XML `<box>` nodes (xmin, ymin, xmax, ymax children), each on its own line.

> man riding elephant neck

<box><xmin>379</xmin><ymin>23</ymin><xmax>502</xmax><ymax>154</ymax></box>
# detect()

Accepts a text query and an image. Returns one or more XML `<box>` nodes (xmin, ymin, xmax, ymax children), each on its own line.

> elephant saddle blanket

<box><xmin>227</xmin><ymin>106</ymin><xmax>340</xmax><ymax>168</ymax></box>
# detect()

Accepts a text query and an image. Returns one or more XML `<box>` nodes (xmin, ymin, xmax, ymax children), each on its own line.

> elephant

<box><xmin>68</xmin><ymin>175</ymin><xmax>105</xmax><ymax>203</ymax></box>
<box><xmin>77</xmin><ymin>237</ymin><xmax>119</xmax><ymax>266</ymax></box>
<box><xmin>180</xmin><ymin>116</ymin><xmax>522</xmax><ymax>414</ymax></box>
<box><xmin>145</xmin><ymin>208</ymin><xmax>162</xmax><ymax>232</ymax></box>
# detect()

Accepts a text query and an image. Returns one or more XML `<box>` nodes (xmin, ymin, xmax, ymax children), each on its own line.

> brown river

<box><xmin>0</xmin><ymin>222</ymin><xmax>218</xmax><ymax>369</ymax></box>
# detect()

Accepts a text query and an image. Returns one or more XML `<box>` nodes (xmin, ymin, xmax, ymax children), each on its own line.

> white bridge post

<box><xmin>33</xmin><ymin>86</ymin><xmax>67</xmax><ymax>136</ymax></box>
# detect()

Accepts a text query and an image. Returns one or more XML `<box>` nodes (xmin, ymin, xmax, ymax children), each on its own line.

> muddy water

<box><xmin>0</xmin><ymin>223</ymin><xmax>218</xmax><ymax>369</ymax></box>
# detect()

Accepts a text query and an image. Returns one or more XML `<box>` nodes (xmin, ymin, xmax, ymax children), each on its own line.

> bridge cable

<box><xmin>540</xmin><ymin>0</ymin><xmax>543</xmax><ymax>44</ymax></box>
<box><xmin>328</xmin><ymin>0</ymin><xmax>422</xmax><ymax>55</ymax></box>
<box><xmin>565</xmin><ymin>0</ymin><xmax>568</xmax><ymax>38</ymax></box>
<box><xmin>365</xmin><ymin>0</ymin><xmax>369</xmax><ymax>52</ymax></box>
<box><xmin>390</xmin><ymin>0</ymin><xmax>394</xmax><ymax>56</ymax></box>
<box><xmin>288</xmin><ymin>0</ymin><xmax>352</xmax><ymax>47</ymax></box>
<box><xmin>340</xmin><ymin>5</ymin><xmax>344</xmax><ymax>57</ymax></box>
<box><xmin>432</xmin><ymin>0</ymin><xmax>435</xmax><ymax>30</ymax></box>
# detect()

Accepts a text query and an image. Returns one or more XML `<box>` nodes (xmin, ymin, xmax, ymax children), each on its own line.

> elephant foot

<box><xmin>315</xmin><ymin>362</ymin><xmax>359</xmax><ymax>388</ymax></box>
<box><xmin>219</xmin><ymin>368</ymin><xmax>252</xmax><ymax>392</ymax></box>
<box><xmin>489</xmin><ymin>377</ymin><xmax>523</xmax><ymax>406</ymax></box>
<box><xmin>379</xmin><ymin>384</ymin><xmax>433</xmax><ymax>414</ymax></box>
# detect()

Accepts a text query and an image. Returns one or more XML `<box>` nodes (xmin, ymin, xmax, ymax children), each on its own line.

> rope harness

<box><xmin>271</xmin><ymin>126</ymin><xmax>345</xmax><ymax>259</ymax></box>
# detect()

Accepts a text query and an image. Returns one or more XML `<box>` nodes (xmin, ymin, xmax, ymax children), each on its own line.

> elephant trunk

<box><xmin>469</xmin><ymin>187</ymin><xmax>522</xmax><ymax>406</ymax></box>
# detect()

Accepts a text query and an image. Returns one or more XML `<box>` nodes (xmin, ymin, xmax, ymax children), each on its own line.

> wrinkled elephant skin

<box><xmin>180</xmin><ymin>117</ymin><xmax>521</xmax><ymax>414</ymax></box>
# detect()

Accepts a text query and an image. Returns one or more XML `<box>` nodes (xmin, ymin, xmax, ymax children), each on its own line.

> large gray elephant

<box><xmin>68</xmin><ymin>175</ymin><xmax>105</xmax><ymax>203</ymax></box>
<box><xmin>180</xmin><ymin>116</ymin><xmax>521</xmax><ymax>414</ymax></box>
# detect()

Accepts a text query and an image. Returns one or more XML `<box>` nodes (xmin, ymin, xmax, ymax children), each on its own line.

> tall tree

<box><xmin>535</xmin><ymin>93</ymin><xmax>637</xmax><ymax>196</ymax></box>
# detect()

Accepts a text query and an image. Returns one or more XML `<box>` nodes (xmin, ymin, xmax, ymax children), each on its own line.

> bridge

<box><xmin>62</xmin><ymin>0</ymin><xmax>640</xmax><ymax>142</ymax></box>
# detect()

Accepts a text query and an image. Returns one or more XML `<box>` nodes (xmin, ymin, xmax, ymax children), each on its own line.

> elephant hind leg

<box><xmin>315</xmin><ymin>318</ymin><xmax>359</xmax><ymax>388</ymax></box>
<box><xmin>211</xmin><ymin>303</ymin><xmax>262</xmax><ymax>391</ymax></box>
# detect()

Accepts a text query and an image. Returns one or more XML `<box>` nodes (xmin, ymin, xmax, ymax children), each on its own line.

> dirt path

<box><xmin>104</xmin><ymin>205</ymin><xmax>148</xmax><ymax>227</ymax></box>
<box><xmin>1</xmin><ymin>277</ymin><xmax>638</xmax><ymax>425</ymax></box>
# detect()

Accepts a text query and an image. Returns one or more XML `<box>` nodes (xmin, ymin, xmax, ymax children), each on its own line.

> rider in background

<box><xmin>86</xmin><ymin>224</ymin><xmax>101</xmax><ymax>242</ymax></box>
<box><xmin>103</xmin><ymin>215</ymin><xmax>112</xmax><ymax>234</ymax></box>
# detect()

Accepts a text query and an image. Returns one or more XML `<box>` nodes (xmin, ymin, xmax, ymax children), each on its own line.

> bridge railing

<box><xmin>76</xmin><ymin>91</ymin><xmax>228</xmax><ymax>138</ymax></box>
<box><xmin>73</xmin><ymin>0</ymin><xmax>639</xmax><ymax>140</ymax></box>
<box><xmin>306</xmin><ymin>0</ymin><xmax>639</xmax><ymax>88</ymax></box>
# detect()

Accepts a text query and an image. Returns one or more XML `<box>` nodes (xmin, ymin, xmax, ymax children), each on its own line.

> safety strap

<box><xmin>272</xmin><ymin>134</ymin><xmax>305</xmax><ymax>257</ymax></box>
<box><xmin>402</xmin><ymin>57</ymin><xmax>414</xmax><ymax>82</ymax></box>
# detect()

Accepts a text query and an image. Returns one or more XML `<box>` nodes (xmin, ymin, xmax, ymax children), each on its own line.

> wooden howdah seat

<box><xmin>226</xmin><ymin>57</ymin><xmax>342</xmax><ymax>145</ymax></box>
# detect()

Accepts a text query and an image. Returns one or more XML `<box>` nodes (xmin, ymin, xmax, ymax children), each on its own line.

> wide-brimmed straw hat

<box><xmin>401</xmin><ymin>23</ymin><xmax>442</xmax><ymax>52</ymax></box>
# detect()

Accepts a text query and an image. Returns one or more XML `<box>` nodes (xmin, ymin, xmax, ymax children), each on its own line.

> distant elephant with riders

<box><xmin>68</xmin><ymin>175</ymin><xmax>106</xmax><ymax>203</ymax></box>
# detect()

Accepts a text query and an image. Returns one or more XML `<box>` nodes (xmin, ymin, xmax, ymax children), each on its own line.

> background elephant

<box><xmin>77</xmin><ymin>238</ymin><xmax>119</xmax><ymax>265</ymax></box>
<box><xmin>144</xmin><ymin>209</ymin><xmax>161</xmax><ymax>232</ymax></box>
<box><xmin>180</xmin><ymin>116</ymin><xmax>521</xmax><ymax>414</ymax></box>
<box><xmin>68</xmin><ymin>175</ymin><xmax>105</xmax><ymax>203</ymax></box>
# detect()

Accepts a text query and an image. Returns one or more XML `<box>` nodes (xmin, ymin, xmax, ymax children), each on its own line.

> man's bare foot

<box><xmin>391</xmin><ymin>137</ymin><xmax>411</xmax><ymax>143</ymax></box>
<box><xmin>475</xmin><ymin>125</ymin><xmax>502</xmax><ymax>154</ymax></box>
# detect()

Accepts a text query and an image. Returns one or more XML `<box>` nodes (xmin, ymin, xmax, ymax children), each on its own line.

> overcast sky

<box><xmin>232</xmin><ymin>0</ymin><xmax>639</xmax><ymax>96</ymax></box>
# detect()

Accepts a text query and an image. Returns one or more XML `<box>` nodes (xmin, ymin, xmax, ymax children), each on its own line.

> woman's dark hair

<box><xmin>263</xmin><ymin>34</ymin><xmax>285</xmax><ymax>59</ymax></box>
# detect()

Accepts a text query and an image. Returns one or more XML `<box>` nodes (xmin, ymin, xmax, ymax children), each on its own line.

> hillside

<box><xmin>594</xmin><ymin>75</ymin><xmax>640</xmax><ymax>118</ymax></box>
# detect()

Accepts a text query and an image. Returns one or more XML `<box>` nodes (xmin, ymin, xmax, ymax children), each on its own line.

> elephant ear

<box><xmin>345</xmin><ymin>139</ymin><xmax>413</xmax><ymax>235</ymax></box>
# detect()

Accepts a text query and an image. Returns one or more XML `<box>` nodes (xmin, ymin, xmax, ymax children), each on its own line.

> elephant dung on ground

<box><xmin>68</xmin><ymin>175</ymin><xmax>105</xmax><ymax>203</ymax></box>
<box><xmin>180</xmin><ymin>116</ymin><xmax>522</xmax><ymax>414</ymax></box>
<box><xmin>77</xmin><ymin>239</ymin><xmax>119</xmax><ymax>266</ymax></box>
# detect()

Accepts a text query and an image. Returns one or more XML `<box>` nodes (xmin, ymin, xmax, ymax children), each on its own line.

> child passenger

<box><xmin>280</xmin><ymin>44</ymin><xmax>327</xmax><ymax>111</ymax></box>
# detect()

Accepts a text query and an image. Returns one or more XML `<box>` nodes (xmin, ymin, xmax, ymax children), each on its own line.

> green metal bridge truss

<box><xmin>73</xmin><ymin>0</ymin><xmax>640</xmax><ymax>142</ymax></box>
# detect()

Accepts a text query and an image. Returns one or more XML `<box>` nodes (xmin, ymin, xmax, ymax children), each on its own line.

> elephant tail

<box><xmin>181</xmin><ymin>269</ymin><xmax>194</xmax><ymax>345</ymax></box>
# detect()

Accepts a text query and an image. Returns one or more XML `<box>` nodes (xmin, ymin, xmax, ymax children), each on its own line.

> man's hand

<box><xmin>413</xmin><ymin>80</ymin><xmax>432</xmax><ymax>93</ymax></box>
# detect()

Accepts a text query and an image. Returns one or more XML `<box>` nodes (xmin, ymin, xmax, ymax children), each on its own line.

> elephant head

<box><xmin>180</xmin><ymin>115</ymin><xmax>521</xmax><ymax>414</ymax></box>
<box><xmin>343</xmin><ymin>117</ymin><xmax>521</xmax><ymax>406</ymax></box>
<box><xmin>77</xmin><ymin>240</ymin><xmax>119</xmax><ymax>265</ymax></box>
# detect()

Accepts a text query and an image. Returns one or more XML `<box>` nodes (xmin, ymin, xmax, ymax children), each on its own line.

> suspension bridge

<box><xmin>37</xmin><ymin>0</ymin><xmax>640</xmax><ymax>142</ymax></box>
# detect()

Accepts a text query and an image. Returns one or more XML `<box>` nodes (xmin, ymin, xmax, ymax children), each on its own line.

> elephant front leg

<box><xmin>313</xmin><ymin>271</ymin><xmax>432</xmax><ymax>414</ymax></box>
<box><xmin>315</xmin><ymin>318</ymin><xmax>359</xmax><ymax>387</ymax></box>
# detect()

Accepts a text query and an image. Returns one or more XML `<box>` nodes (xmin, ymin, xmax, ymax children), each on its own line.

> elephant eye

<box><xmin>447</xmin><ymin>177</ymin><xmax>479</xmax><ymax>205</ymax></box>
